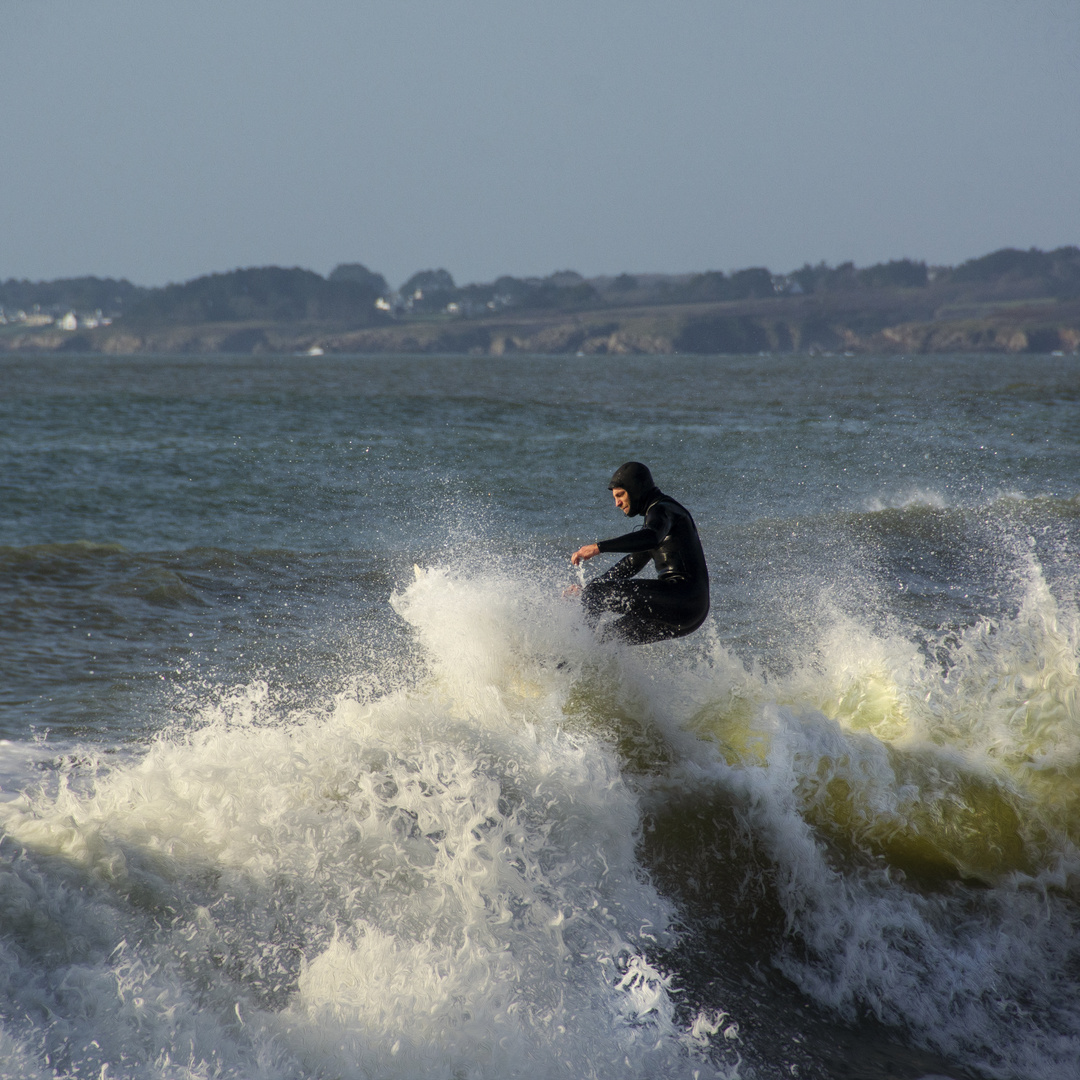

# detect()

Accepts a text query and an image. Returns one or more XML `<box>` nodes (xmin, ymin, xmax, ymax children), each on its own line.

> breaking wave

<box><xmin>0</xmin><ymin>555</ymin><xmax>1078</xmax><ymax>1078</ymax></box>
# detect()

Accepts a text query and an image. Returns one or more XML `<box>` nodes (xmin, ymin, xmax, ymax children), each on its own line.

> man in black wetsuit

<box><xmin>569</xmin><ymin>462</ymin><xmax>709</xmax><ymax>644</ymax></box>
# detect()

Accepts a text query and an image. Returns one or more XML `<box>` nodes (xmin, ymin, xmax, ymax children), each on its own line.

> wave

<box><xmin>642</xmin><ymin>556</ymin><xmax>1080</xmax><ymax>1075</ymax></box>
<box><xmin>865</xmin><ymin>488</ymin><xmax>950</xmax><ymax>512</ymax></box>
<box><xmin>0</xmin><ymin>558</ymin><xmax>1078</xmax><ymax>1077</ymax></box>
<box><xmin>862</xmin><ymin>488</ymin><xmax>1080</xmax><ymax>517</ymax></box>
<box><xmin>0</xmin><ymin>541</ymin><xmax>396</xmax><ymax>587</ymax></box>
<box><xmin>0</xmin><ymin>567</ymin><xmax>736</xmax><ymax>1079</ymax></box>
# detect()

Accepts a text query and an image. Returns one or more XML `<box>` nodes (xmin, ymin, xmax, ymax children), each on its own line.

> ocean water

<box><xmin>0</xmin><ymin>352</ymin><xmax>1078</xmax><ymax>1080</ymax></box>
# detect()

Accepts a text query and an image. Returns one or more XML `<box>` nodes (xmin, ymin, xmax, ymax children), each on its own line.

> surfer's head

<box><xmin>611</xmin><ymin>487</ymin><xmax>632</xmax><ymax>515</ymax></box>
<box><xmin>608</xmin><ymin>461</ymin><xmax>658</xmax><ymax>517</ymax></box>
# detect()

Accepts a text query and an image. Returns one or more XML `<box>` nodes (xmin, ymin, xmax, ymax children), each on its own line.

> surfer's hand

<box><xmin>570</xmin><ymin>544</ymin><xmax>600</xmax><ymax>566</ymax></box>
<box><xmin>562</xmin><ymin>584</ymin><xmax>581</xmax><ymax>598</ymax></box>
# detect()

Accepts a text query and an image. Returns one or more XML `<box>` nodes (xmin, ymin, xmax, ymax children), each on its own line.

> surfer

<box><xmin>568</xmin><ymin>461</ymin><xmax>709</xmax><ymax>644</ymax></box>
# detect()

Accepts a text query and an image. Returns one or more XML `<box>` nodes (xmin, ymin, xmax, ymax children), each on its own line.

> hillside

<box><xmin>2</xmin><ymin>248</ymin><xmax>1078</xmax><ymax>355</ymax></box>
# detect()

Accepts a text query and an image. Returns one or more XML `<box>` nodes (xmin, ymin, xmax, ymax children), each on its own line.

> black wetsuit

<box><xmin>582</xmin><ymin>487</ymin><xmax>710</xmax><ymax>645</ymax></box>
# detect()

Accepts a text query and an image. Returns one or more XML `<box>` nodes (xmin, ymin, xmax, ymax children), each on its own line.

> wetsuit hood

<box><xmin>608</xmin><ymin>461</ymin><xmax>659</xmax><ymax>517</ymax></box>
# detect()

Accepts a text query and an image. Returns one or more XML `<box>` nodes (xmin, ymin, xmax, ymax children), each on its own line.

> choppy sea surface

<box><xmin>1</xmin><ymin>352</ymin><xmax>1078</xmax><ymax>1080</ymax></box>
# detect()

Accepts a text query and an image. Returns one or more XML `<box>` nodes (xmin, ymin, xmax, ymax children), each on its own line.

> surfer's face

<box><xmin>612</xmin><ymin>487</ymin><xmax>631</xmax><ymax>514</ymax></box>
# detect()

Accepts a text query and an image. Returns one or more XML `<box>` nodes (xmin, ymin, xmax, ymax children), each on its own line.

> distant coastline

<box><xmin>2</xmin><ymin>247</ymin><xmax>1078</xmax><ymax>356</ymax></box>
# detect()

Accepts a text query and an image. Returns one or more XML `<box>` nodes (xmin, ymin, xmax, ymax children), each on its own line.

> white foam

<box><xmin>865</xmin><ymin>488</ymin><xmax>948</xmax><ymax>512</ymax></box>
<box><xmin>0</xmin><ymin>738</ymin><xmax>56</xmax><ymax>803</ymax></box>
<box><xmin>3</xmin><ymin>555</ymin><xmax>1077</xmax><ymax>1078</ymax></box>
<box><xmin>628</xmin><ymin>561</ymin><xmax>1080</xmax><ymax>1078</ymax></box>
<box><xmin>0</xmin><ymin>566</ymin><xmax>736</xmax><ymax>1079</ymax></box>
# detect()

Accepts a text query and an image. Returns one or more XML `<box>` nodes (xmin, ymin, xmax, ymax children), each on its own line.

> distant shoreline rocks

<box><xmin>2</xmin><ymin>247</ymin><xmax>1078</xmax><ymax>356</ymax></box>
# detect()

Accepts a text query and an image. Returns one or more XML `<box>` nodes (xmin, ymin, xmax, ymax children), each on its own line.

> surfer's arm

<box><xmin>595</xmin><ymin>503</ymin><xmax>675</xmax><ymax>555</ymax></box>
<box><xmin>572</xmin><ymin>506</ymin><xmax>672</xmax><ymax>574</ymax></box>
<box><xmin>570</xmin><ymin>543</ymin><xmax>601</xmax><ymax>566</ymax></box>
<box><xmin>594</xmin><ymin>550</ymin><xmax>651</xmax><ymax>581</ymax></box>
<box><xmin>568</xmin><ymin>540</ymin><xmax>649</xmax><ymax>580</ymax></box>
<box><xmin>570</xmin><ymin>529</ymin><xmax>652</xmax><ymax>565</ymax></box>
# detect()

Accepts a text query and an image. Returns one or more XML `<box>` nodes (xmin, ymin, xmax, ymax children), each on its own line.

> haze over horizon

<box><xmin>3</xmin><ymin>0</ymin><xmax>1078</xmax><ymax>291</ymax></box>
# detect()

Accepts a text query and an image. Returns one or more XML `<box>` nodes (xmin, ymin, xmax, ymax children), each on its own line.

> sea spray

<box><xmin>0</xmin><ymin>565</ymin><xmax>737</xmax><ymax>1079</ymax></box>
<box><xmin>3</xmin><ymin>348</ymin><xmax>1080</xmax><ymax>1078</ymax></box>
<box><xmin>624</xmin><ymin>557</ymin><xmax>1080</xmax><ymax>1077</ymax></box>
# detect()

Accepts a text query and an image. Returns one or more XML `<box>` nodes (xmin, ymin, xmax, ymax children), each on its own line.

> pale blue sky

<box><xmin>3</xmin><ymin>0</ymin><xmax>1078</xmax><ymax>288</ymax></box>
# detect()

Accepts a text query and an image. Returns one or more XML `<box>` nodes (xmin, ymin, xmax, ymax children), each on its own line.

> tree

<box><xmin>545</xmin><ymin>270</ymin><xmax>585</xmax><ymax>288</ymax></box>
<box><xmin>0</xmin><ymin>276</ymin><xmax>145</xmax><ymax>315</ymax></box>
<box><xmin>684</xmin><ymin>271</ymin><xmax>730</xmax><ymax>301</ymax></box>
<box><xmin>857</xmin><ymin>259</ymin><xmax>928</xmax><ymax>289</ymax></box>
<box><xmin>329</xmin><ymin>263</ymin><xmax>389</xmax><ymax>296</ymax></box>
<box><xmin>400</xmin><ymin>268</ymin><xmax>456</xmax><ymax>298</ymax></box>
<box><xmin>128</xmin><ymin>266</ymin><xmax>387</xmax><ymax>324</ymax></box>
<box><xmin>950</xmin><ymin>247</ymin><xmax>1051</xmax><ymax>283</ymax></box>
<box><xmin>681</xmin><ymin>267</ymin><xmax>774</xmax><ymax>302</ymax></box>
<box><xmin>727</xmin><ymin>267</ymin><xmax>775</xmax><ymax>299</ymax></box>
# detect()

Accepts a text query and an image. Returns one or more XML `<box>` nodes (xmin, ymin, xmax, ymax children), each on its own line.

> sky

<box><xmin>2</xmin><ymin>0</ymin><xmax>1078</xmax><ymax>290</ymax></box>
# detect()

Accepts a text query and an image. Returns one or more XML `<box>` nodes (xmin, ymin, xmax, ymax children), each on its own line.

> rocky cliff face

<box><xmin>3</xmin><ymin>297</ymin><xmax>1078</xmax><ymax>356</ymax></box>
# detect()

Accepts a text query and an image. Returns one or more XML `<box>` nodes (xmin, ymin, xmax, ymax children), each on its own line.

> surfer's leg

<box><xmin>598</xmin><ymin>610</ymin><xmax>675</xmax><ymax>644</ymax></box>
<box><xmin>580</xmin><ymin>577</ymin><xmax>637</xmax><ymax>628</ymax></box>
<box><xmin>582</xmin><ymin>578</ymin><xmax>708</xmax><ymax>644</ymax></box>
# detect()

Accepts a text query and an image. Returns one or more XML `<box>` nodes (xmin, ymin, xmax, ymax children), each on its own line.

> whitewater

<box><xmin>0</xmin><ymin>352</ymin><xmax>1077</xmax><ymax>1079</ymax></box>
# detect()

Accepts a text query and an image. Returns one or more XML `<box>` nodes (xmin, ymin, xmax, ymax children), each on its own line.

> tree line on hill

<box><xmin>2</xmin><ymin>246</ymin><xmax>1078</xmax><ymax>327</ymax></box>
<box><xmin>0</xmin><ymin>277</ymin><xmax>145</xmax><ymax>318</ymax></box>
